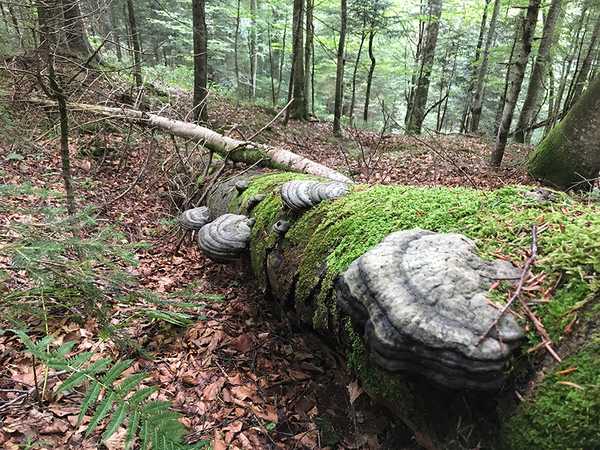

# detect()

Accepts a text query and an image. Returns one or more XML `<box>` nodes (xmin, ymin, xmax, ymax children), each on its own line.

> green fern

<box><xmin>13</xmin><ymin>330</ymin><xmax>198</xmax><ymax>450</ymax></box>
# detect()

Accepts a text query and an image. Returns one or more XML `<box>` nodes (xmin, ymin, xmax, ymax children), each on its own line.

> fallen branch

<box><xmin>29</xmin><ymin>98</ymin><xmax>351</xmax><ymax>183</ymax></box>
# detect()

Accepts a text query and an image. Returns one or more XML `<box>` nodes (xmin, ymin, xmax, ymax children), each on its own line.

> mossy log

<box><xmin>196</xmin><ymin>172</ymin><xmax>600</xmax><ymax>449</ymax></box>
<box><xmin>528</xmin><ymin>76</ymin><xmax>600</xmax><ymax>190</ymax></box>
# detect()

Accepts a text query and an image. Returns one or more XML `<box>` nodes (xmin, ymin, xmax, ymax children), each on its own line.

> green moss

<box><xmin>285</xmin><ymin>183</ymin><xmax>599</xmax><ymax>342</ymax></box>
<box><xmin>528</xmin><ymin>123</ymin><xmax>577</xmax><ymax>188</ymax></box>
<box><xmin>501</xmin><ymin>335</ymin><xmax>600</xmax><ymax>449</ymax></box>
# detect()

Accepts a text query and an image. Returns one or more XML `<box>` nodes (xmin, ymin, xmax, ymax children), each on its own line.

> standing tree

<box><xmin>333</xmin><ymin>0</ymin><xmax>347</xmax><ymax>136</ymax></box>
<box><xmin>405</xmin><ymin>0</ymin><xmax>443</xmax><ymax>134</ymax></box>
<box><xmin>469</xmin><ymin>0</ymin><xmax>501</xmax><ymax>133</ymax></box>
<box><xmin>514</xmin><ymin>0</ymin><xmax>563</xmax><ymax>143</ymax></box>
<box><xmin>528</xmin><ymin>75</ymin><xmax>600</xmax><ymax>189</ymax></box>
<box><xmin>287</xmin><ymin>0</ymin><xmax>307</xmax><ymax>121</ymax></box>
<box><xmin>491</xmin><ymin>0</ymin><xmax>541</xmax><ymax>167</ymax></box>
<box><xmin>249</xmin><ymin>0</ymin><xmax>258</xmax><ymax>99</ymax></box>
<box><xmin>62</xmin><ymin>0</ymin><xmax>94</xmax><ymax>58</ymax></box>
<box><xmin>192</xmin><ymin>0</ymin><xmax>208</xmax><ymax>122</ymax></box>
<box><xmin>126</xmin><ymin>0</ymin><xmax>143</xmax><ymax>90</ymax></box>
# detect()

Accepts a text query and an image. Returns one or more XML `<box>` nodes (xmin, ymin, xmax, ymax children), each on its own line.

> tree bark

<box><xmin>62</xmin><ymin>0</ymin><xmax>94</xmax><ymax>58</ymax></box>
<box><xmin>126</xmin><ymin>0</ymin><xmax>143</xmax><ymax>90</ymax></box>
<box><xmin>249</xmin><ymin>0</ymin><xmax>258</xmax><ymax>99</ymax></box>
<box><xmin>349</xmin><ymin>26</ymin><xmax>366</xmax><ymax>125</ymax></box>
<box><xmin>362</xmin><ymin>29</ymin><xmax>376</xmax><ymax>123</ymax></box>
<box><xmin>405</xmin><ymin>0</ymin><xmax>443</xmax><ymax>134</ymax></box>
<box><xmin>491</xmin><ymin>0</ymin><xmax>541</xmax><ymax>167</ymax></box>
<box><xmin>109</xmin><ymin>1</ymin><xmax>123</xmax><ymax>62</ymax></box>
<box><xmin>514</xmin><ymin>0</ymin><xmax>563</xmax><ymax>143</ymax></box>
<box><xmin>304</xmin><ymin>0</ymin><xmax>314</xmax><ymax>115</ymax></box>
<box><xmin>469</xmin><ymin>0</ymin><xmax>501</xmax><ymax>133</ymax></box>
<box><xmin>288</xmin><ymin>0</ymin><xmax>307</xmax><ymax>120</ymax></box>
<box><xmin>192</xmin><ymin>0</ymin><xmax>208</xmax><ymax>123</ymax></box>
<box><xmin>234</xmin><ymin>0</ymin><xmax>241</xmax><ymax>96</ymax></box>
<box><xmin>333</xmin><ymin>0</ymin><xmax>347</xmax><ymax>136</ymax></box>
<box><xmin>32</xmin><ymin>99</ymin><xmax>352</xmax><ymax>183</ymax></box>
<box><xmin>528</xmin><ymin>75</ymin><xmax>600</xmax><ymax>190</ymax></box>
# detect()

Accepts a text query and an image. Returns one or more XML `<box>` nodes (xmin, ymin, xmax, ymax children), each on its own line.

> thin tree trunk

<box><xmin>276</xmin><ymin>11</ymin><xmax>288</xmax><ymax>103</ymax></box>
<box><xmin>460</xmin><ymin>0</ymin><xmax>490</xmax><ymax>132</ymax></box>
<box><xmin>406</xmin><ymin>0</ymin><xmax>443</xmax><ymax>134</ymax></box>
<box><xmin>349</xmin><ymin>25</ymin><xmax>366</xmax><ymax>124</ymax></box>
<box><xmin>491</xmin><ymin>0</ymin><xmax>541</xmax><ymax>167</ymax></box>
<box><xmin>469</xmin><ymin>0</ymin><xmax>500</xmax><ymax>132</ymax></box>
<box><xmin>109</xmin><ymin>1</ymin><xmax>122</xmax><ymax>62</ymax></box>
<box><xmin>7</xmin><ymin>4</ymin><xmax>23</xmax><ymax>49</ymax></box>
<box><xmin>234</xmin><ymin>0</ymin><xmax>241</xmax><ymax>96</ymax></box>
<box><xmin>289</xmin><ymin>0</ymin><xmax>306</xmax><ymax>120</ymax></box>
<box><xmin>192</xmin><ymin>0</ymin><xmax>208</xmax><ymax>123</ymax></box>
<box><xmin>268</xmin><ymin>23</ymin><xmax>277</xmax><ymax>107</ymax></box>
<box><xmin>304</xmin><ymin>0</ymin><xmax>314</xmax><ymax>115</ymax></box>
<box><xmin>514</xmin><ymin>0</ymin><xmax>563</xmax><ymax>143</ymax></box>
<box><xmin>333</xmin><ymin>0</ymin><xmax>347</xmax><ymax>136</ymax></box>
<box><xmin>249</xmin><ymin>0</ymin><xmax>258</xmax><ymax>99</ymax></box>
<box><xmin>126</xmin><ymin>0</ymin><xmax>143</xmax><ymax>89</ymax></box>
<box><xmin>543</xmin><ymin>63</ymin><xmax>555</xmax><ymax>137</ymax></box>
<box><xmin>363</xmin><ymin>29</ymin><xmax>376</xmax><ymax>123</ymax></box>
<box><xmin>568</xmin><ymin>12</ymin><xmax>600</xmax><ymax>107</ymax></box>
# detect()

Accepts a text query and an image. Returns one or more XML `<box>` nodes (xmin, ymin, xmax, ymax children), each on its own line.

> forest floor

<box><xmin>0</xmin><ymin>59</ymin><xmax>539</xmax><ymax>450</ymax></box>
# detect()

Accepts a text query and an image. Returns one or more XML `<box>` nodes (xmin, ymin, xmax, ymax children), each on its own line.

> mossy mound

<box><xmin>232</xmin><ymin>172</ymin><xmax>599</xmax><ymax>447</ymax></box>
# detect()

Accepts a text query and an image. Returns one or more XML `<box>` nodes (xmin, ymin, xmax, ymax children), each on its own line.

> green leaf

<box><xmin>78</xmin><ymin>381</ymin><xmax>101</xmax><ymax>425</ymax></box>
<box><xmin>85</xmin><ymin>391</ymin><xmax>115</xmax><ymax>436</ymax></box>
<box><xmin>125</xmin><ymin>410</ymin><xmax>140</xmax><ymax>450</ymax></box>
<box><xmin>101</xmin><ymin>359</ymin><xmax>132</xmax><ymax>386</ymax></box>
<box><xmin>129</xmin><ymin>386</ymin><xmax>158</xmax><ymax>405</ymax></box>
<box><xmin>102</xmin><ymin>402</ymin><xmax>127</xmax><ymax>442</ymax></box>
<box><xmin>57</xmin><ymin>371</ymin><xmax>88</xmax><ymax>393</ymax></box>
<box><xmin>118</xmin><ymin>372</ymin><xmax>148</xmax><ymax>396</ymax></box>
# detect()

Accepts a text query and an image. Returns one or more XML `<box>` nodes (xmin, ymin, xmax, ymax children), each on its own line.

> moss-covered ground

<box><xmin>237</xmin><ymin>172</ymin><xmax>600</xmax><ymax>448</ymax></box>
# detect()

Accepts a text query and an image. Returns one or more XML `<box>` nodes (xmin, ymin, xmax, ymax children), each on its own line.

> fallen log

<box><xmin>29</xmin><ymin>99</ymin><xmax>352</xmax><ymax>183</ymax></box>
<box><xmin>191</xmin><ymin>172</ymin><xmax>600</xmax><ymax>449</ymax></box>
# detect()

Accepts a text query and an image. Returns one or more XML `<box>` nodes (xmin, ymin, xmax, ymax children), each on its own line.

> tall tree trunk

<box><xmin>304</xmin><ymin>0</ymin><xmax>314</xmax><ymax>115</ymax></box>
<box><xmin>405</xmin><ymin>0</ymin><xmax>443</xmax><ymax>134</ymax></box>
<box><xmin>528</xmin><ymin>75</ymin><xmax>600</xmax><ymax>189</ymax></box>
<box><xmin>544</xmin><ymin>63</ymin><xmax>555</xmax><ymax>137</ymax></box>
<box><xmin>469</xmin><ymin>0</ymin><xmax>501</xmax><ymax>133</ymax></box>
<box><xmin>276</xmin><ymin>11</ymin><xmax>288</xmax><ymax>103</ymax></box>
<box><xmin>234</xmin><ymin>0</ymin><xmax>241</xmax><ymax>96</ymax></box>
<box><xmin>491</xmin><ymin>0</ymin><xmax>541</xmax><ymax>167</ymax></box>
<box><xmin>249</xmin><ymin>0</ymin><xmax>258</xmax><ymax>99</ymax></box>
<box><xmin>109</xmin><ymin>1</ymin><xmax>123</xmax><ymax>62</ymax></box>
<box><xmin>62</xmin><ymin>0</ymin><xmax>94</xmax><ymax>58</ymax></box>
<box><xmin>333</xmin><ymin>0</ymin><xmax>347</xmax><ymax>136</ymax></box>
<box><xmin>514</xmin><ymin>0</ymin><xmax>563</xmax><ymax>143</ymax></box>
<box><xmin>268</xmin><ymin>23</ymin><xmax>277</xmax><ymax>107</ymax></box>
<box><xmin>494</xmin><ymin>31</ymin><xmax>519</xmax><ymax>135</ymax></box>
<box><xmin>288</xmin><ymin>0</ymin><xmax>307</xmax><ymax>120</ymax></box>
<box><xmin>568</xmin><ymin>12</ymin><xmax>600</xmax><ymax>108</ymax></box>
<box><xmin>126</xmin><ymin>0</ymin><xmax>143</xmax><ymax>89</ymax></box>
<box><xmin>348</xmin><ymin>25</ymin><xmax>366</xmax><ymax>125</ymax></box>
<box><xmin>363</xmin><ymin>29</ymin><xmax>376</xmax><ymax>123</ymax></box>
<box><xmin>192</xmin><ymin>0</ymin><xmax>208</xmax><ymax>123</ymax></box>
<box><xmin>460</xmin><ymin>0</ymin><xmax>490</xmax><ymax>133</ymax></box>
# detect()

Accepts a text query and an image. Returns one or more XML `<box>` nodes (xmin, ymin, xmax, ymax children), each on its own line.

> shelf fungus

<box><xmin>198</xmin><ymin>214</ymin><xmax>255</xmax><ymax>262</ymax></box>
<box><xmin>280</xmin><ymin>180</ymin><xmax>349</xmax><ymax>210</ymax></box>
<box><xmin>335</xmin><ymin>229</ymin><xmax>524</xmax><ymax>390</ymax></box>
<box><xmin>179</xmin><ymin>206</ymin><xmax>211</xmax><ymax>231</ymax></box>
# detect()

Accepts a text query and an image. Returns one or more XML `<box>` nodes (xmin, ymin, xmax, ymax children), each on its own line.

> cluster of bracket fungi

<box><xmin>181</xmin><ymin>177</ymin><xmax>525</xmax><ymax>390</ymax></box>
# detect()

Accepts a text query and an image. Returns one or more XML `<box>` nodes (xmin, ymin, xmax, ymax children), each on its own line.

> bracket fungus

<box><xmin>280</xmin><ymin>180</ymin><xmax>349</xmax><ymax>210</ymax></box>
<box><xmin>198</xmin><ymin>214</ymin><xmax>255</xmax><ymax>262</ymax></box>
<box><xmin>335</xmin><ymin>229</ymin><xmax>524</xmax><ymax>390</ymax></box>
<box><xmin>179</xmin><ymin>206</ymin><xmax>211</xmax><ymax>230</ymax></box>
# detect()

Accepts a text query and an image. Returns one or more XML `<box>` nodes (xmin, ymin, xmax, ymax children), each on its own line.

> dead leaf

<box><xmin>347</xmin><ymin>380</ymin><xmax>363</xmax><ymax>405</ymax></box>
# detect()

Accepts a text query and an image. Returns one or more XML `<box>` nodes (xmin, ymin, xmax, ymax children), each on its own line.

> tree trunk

<box><xmin>469</xmin><ymin>0</ymin><xmax>501</xmax><ymax>133</ymax></box>
<box><xmin>349</xmin><ymin>26</ymin><xmax>366</xmax><ymax>125</ymax></box>
<box><xmin>405</xmin><ymin>0</ymin><xmax>443</xmax><ymax>134</ymax></box>
<box><xmin>363</xmin><ymin>29</ymin><xmax>376</xmax><ymax>123</ymax></box>
<box><xmin>249</xmin><ymin>0</ymin><xmax>258</xmax><ymax>99</ymax></box>
<box><xmin>62</xmin><ymin>0</ymin><xmax>94</xmax><ymax>58</ymax></box>
<box><xmin>234</xmin><ymin>0</ymin><xmax>241</xmax><ymax>96</ymax></box>
<box><xmin>514</xmin><ymin>0</ymin><xmax>563</xmax><ymax>143</ymax></box>
<box><xmin>126</xmin><ymin>0</ymin><xmax>143</xmax><ymax>90</ymax></box>
<box><xmin>268</xmin><ymin>23</ymin><xmax>277</xmax><ymax>107</ymax></box>
<box><xmin>304</xmin><ymin>0</ymin><xmax>314</xmax><ymax>115</ymax></box>
<box><xmin>528</xmin><ymin>75</ymin><xmax>600</xmax><ymax>190</ymax></box>
<box><xmin>494</xmin><ymin>30</ymin><xmax>519</xmax><ymax>135</ymax></box>
<box><xmin>568</xmin><ymin>12</ymin><xmax>600</xmax><ymax>108</ymax></box>
<box><xmin>192</xmin><ymin>0</ymin><xmax>208</xmax><ymax>123</ymax></box>
<box><xmin>109</xmin><ymin>1</ymin><xmax>123</xmax><ymax>62</ymax></box>
<box><xmin>491</xmin><ymin>0</ymin><xmax>541</xmax><ymax>167</ymax></box>
<box><xmin>32</xmin><ymin>99</ymin><xmax>351</xmax><ymax>183</ymax></box>
<box><xmin>288</xmin><ymin>0</ymin><xmax>306</xmax><ymax>120</ymax></box>
<box><xmin>460</xmin><ymin>0</ymin><xmax>490</xmax><ymax>133</ymax></box>
<box><xmin>276</xmin><ymin>11</ymin><xmax>287</xmax><ymax>103</ymax></box>
<box><xmin>333</xmin><ymin>0</ymin><xmax>347</xmax><ymax>136</ymax></box>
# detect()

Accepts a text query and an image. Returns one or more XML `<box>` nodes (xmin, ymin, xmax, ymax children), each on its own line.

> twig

<box><xmin>247</xmin><ymin>97</ymin><xmax>294</xmax><ymax>142</ymax></box>
<box><xmin>477</xmin><ymin>225</ymin><xmax>538</xmax><ymax>346</ymax></box>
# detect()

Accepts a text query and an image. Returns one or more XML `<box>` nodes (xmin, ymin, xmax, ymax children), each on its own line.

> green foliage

<box><xmin>12</xmin><ymin>330</ymin><xmax>195</xmax><ymax>450</ymax></box>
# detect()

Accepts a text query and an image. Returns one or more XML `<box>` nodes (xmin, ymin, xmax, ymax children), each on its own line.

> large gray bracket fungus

<box><xmin>179</xmin><ymin>206</ymin><xmax>211</xmax><ymax>230</ymax></box>
<box><xmin>198</xmin><ymin>214</ymin><xmax>255</xmax><ymax>262</ymax></box>
<box><xmin>335</xmin><ymin>229</ymin><xmax>524</xmax><ymax>391</ymax></box>
<box><xmin>280</xmin><ymin>180</ymin><xmax>349</xmax><ymax>210</ymax></box>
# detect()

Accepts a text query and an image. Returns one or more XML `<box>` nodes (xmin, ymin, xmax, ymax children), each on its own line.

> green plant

<box><xmin>12</xmin><ymin>330</ymin><xmax>197</xmax><ymax>450</ymax></box>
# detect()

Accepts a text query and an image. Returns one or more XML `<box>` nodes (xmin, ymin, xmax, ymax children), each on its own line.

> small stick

<box><xmin>477</xmin><ymin>225</ymin><xmax>538</xmax><ymax>346</ymax></box>
<box><xmin>247</xmin><ymin>97</ymin><xmax>294</xmax><ymax>142</ymax></box>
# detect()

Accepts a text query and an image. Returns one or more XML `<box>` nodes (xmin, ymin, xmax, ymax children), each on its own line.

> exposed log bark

<box><xmin>30</xmin><ymin>99</ymin><xmax>351</xmax><ymax>183</ymax></box>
